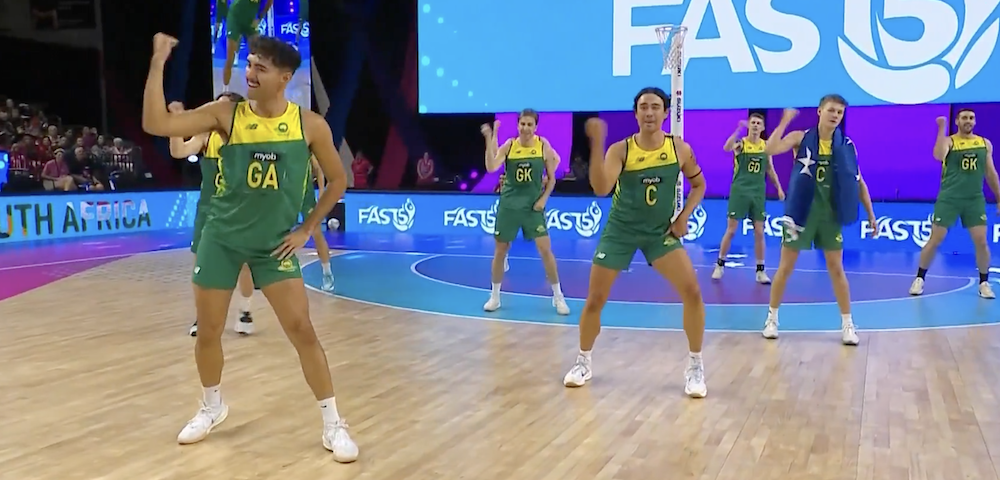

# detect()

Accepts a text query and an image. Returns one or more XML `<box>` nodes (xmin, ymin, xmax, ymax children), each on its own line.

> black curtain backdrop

<box><xmin>101</xmin><ymin>0</ymin><xmax>212</xmax><ymax>184</ymax></box>
<box><xmin>0</xmin><ymin>37</ymin><xmax>102</xmax><ymax>127</ymax></box>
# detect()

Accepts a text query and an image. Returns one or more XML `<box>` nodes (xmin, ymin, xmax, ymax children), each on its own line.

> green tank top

<box><xmin>198</xmin><ymin>131</ymin><xmax>224</xmax><ymax>207</ymax></box>
<box><xmin>731</xmin><ymin>137</ymin><xmax>768</xmax><ymax>195</ymax></box>
<box><xmin>206</xmin><ymin>101</ymin><xmax>312</xmax><ymax>249</ymax></box>
<box><xmin>606</xmin><ymin>134</ymin><xmax>681</xmax><ymax>237</ymax></box>
<box><xmin>499</xmin><ymin>136</ymin><xmax>545</xmax><ymax>211</ymax></box>
<box><xmin>940</xmin><ymin>134</ymin><xmax>987</xmax><ymax>200</ymax></box>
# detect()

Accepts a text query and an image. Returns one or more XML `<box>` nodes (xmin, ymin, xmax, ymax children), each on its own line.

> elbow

<box><xmin>590</xmin><ymin>181</ymin><xmax>613</xmax><ymax>197</ymax></box>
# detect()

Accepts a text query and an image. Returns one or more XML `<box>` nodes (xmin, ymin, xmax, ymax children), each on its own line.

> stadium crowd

<box><xmin>0</xmin><ymin>95</ymin><xmax>141</xmax><ymax>193</ymax></box>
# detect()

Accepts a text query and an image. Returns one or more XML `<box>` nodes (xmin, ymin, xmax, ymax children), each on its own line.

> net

<box><xmin>655</xmin><ymin>25</ymin><xmax>688</xmax><ymax>225</ymax></box>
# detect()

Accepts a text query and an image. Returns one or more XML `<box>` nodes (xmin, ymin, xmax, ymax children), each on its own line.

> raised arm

<box><xmin>169</xmin><ymin>133</ymin><xmax>210</xmax><ymax>159</ymax></box>
<box><xmin>765</xmin><ymin>108</ymin><xmax>804</xmax><ymax>156</ymax></box>
<box><xmin>985</xmin><ymin>139</ymin><xmax>1000</xmax><ymax>202</ymax></box>
<box><xmin>676</xmin><ymin>139</ymin><xmax>706</xmax><ymax>219</ymax></box>
<box><xmin>584</xmin><ymin>118</ymin><xmax>623</xmax><ymax>197</ymax></box>
<box><xmin>303</xmin><ymin>112</ymin><xmax>347</xmax><ymax>232</ymax></box>
<box><xmin>933</xmin><ymin>116</ymin><xmax>952</xmax><ymax>162</ymax></box>
<box><xmin>723</xmin><ymin>121</ymin><xmax>746</xmax><ymax>152</ymax></box>
<box><xmin>482</xmin><ymin>122</ymin><xmax>511</xmax><ymax>173</ymax></box>
<box><xmin>142</xmin><ymin>34</ymin><xmax>229</xmax><ymax>138</ymax></box>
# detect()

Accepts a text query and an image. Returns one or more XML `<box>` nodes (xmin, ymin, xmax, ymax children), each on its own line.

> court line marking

<box><xmin>0</xmin><ymin>247</ymin><xmax>186</xmax><ymax>272</ymax></box>
<box><xmin>301</xmin><ymin>263</ymin><xmax>1000</xmax><ymax>334</ymax></box>
<box><xmin>405</xmin><ymin>254</ymin><xmax>976</xmax><ymax>307</ymax></box>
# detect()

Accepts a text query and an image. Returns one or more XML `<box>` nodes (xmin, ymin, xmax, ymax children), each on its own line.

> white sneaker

<box><xmin>684</xmin><ymin>361</ymin><xmax>707</xmax><ymax>398</ymax></box>
<box><xmin>234</xmin><ymin>312</ymin><xmax>254</xmax><ymax>335</ymax></box>
<box><xmin>841</xmin><ymin>320</ymin><xmax>859</xmax><ymax>346</ymax></box>
<box><xmin>483</xmin><ymin>295</ymin><xmax>501</xmax><ymax>312</ymax></box>
<box><xmin>322</xmin><ymin>419</ymin><xmax>359</xmax><ymax>463</ymax></box>
<box><xmin>980</xmin><ymin>281</ymin><xmax>996</xmax><ymax>299</ymax></box>
<box><xmin>762</xmin><ymin>315</ymin><xmax>779</xmax><ymax>339</ymax></box>
<box><xmin>188</xmin><ymin>322</ymin><xmax>198</xmax><ymax>337</ymax></box>
<box><xmin>321</xmin><ymin>273</ymin><xmax>335</xmax><ymax>292</ymax></box>
<box><xmin>177</xmin><ymin>402</ymin><xmax>229</xmax><ymax>444</ymax></box>
<box><xmin>909</xmin><ymin>277</ymin><xmax>924</xmax><ymax>295</ymax></box>
<box><xmin>503</xmin><ymin>256</ymin><xmax>510</xmax><ymax>272</ymax></box>
<box><xmin>563</xmin><ymin>354</ymin><xmax>592</xmax><ymax>387</ymax></box>
<box><xmin>711</xmin><ymin>265</ymin><xmax>724</xmax><ymax>280</ymax></box>
<box><xmin>553</xmin><ymin>295</ymin><xmax>570</xmax><ymax>315</ymax></box>
<box><xmin>755</xmin><ymin>270</ymin><xmax>772</xmax><ymax>284</ymax></box>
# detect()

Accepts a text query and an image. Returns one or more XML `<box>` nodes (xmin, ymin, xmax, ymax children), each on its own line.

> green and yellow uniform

<box><xmin>592</xmin><ymin>134</ymin><xmax>684</xmax><ymax>270</ymax></box>
<box><xmin>215</xmin><ymin>0</ymin><xmax>229</xmax><ymax>21</ymax></box>
<box><xmin>300</xmin><ymin>160</ymin><xmax>318</xmax><ymax>221</ymax></box>
<box><xmin>933</xmin><ymin>134</ymin><xmax>988</xmax><ymax>228</ymax></box>
<box><xmin>192</xmin><ymin>131</ymin><xmax>225</xmax><ymax>254</ymax></box>
<box><xmin>783</xmin><ymin>139</ymin><xmax>843</xmax><ymax>251</ymax></box>
<box><xmin>194</xmin><ymin>101</ymin><xmax>312</xmax><ymax>289</ymax></box>
<box><xmin>727</xmin><ymin>137</ymin><xmax>768</xmax><ymax>222</ymax></box>
<box><xmin>299</xmin><ymin>0</ymin><xmax>308</xmax><ymax>22</ymax></box>
<box><xmin>226</xmin><ymin>0</ymin><xmax>261</xmax><ymax>41</ymax></box>
<box><xmin>493</xmin><ymin>136</ymin><xmax>547</xmax><ymax>243</ymax></box>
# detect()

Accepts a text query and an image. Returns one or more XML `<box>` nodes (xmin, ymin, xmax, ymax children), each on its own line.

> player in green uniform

<box><xmin>562</xmin><ymin>87</ymin><xmax>708</xmax><ymax>398</ymax></box>
<box><xmin>142</xmin><ymin>33</ymin><xmax>357</xmax><ymax>462</ymax></box>
<box><xmin>212</xmin><ymin>0</ymin><xmax>229</xmax><ymax>55</ymax></box>
<box><xmin>222</xmin><ymin>0</ymin><xmax>273</xmax><ymax>91</ymax></box>
<box><xmin>301</xmin><ymin>155</ymin><xmax>336</xmax><ymax>291</ymax></box>
<box><xmin>711</xmin><ymin>113</ymin><xmax>785</xmax><ymax>283</ymax></box>
<box><xmin>764</xmin><ymin>98</ymin><xmax>877</xmax><ymax>346</ymax></box>
<box><xmin>167</xmin><ymin>93</ymin><xmax>258</xmax><ymax>337</ymax></box>
<box><xmin>910</xmin><ymin>109</ymin><xmax>1000</xmax><ymax>299</ymax></box>
<box><xmin>294</xmin><ymin>0</ymin><xmax>308</xmax><ymax>46</ymax></box>
<box><xmin>480</xmin><ymin>109</ymin><xmax>569</xmax><ymax>315</ymax></box>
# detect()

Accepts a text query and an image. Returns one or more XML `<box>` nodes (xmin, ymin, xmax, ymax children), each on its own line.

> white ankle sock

<box><xmin>689</xmin><ymin>351</ymin><xmax>702</xmax><ymax>365</ymax></box>
<box><xmin>318</xmin><ymin>397</ymin><xmax>340</xmax><ymax>424</ymax></box>
<box><xmin>203</xmin><ymin>385</ymin><xmax>222</xmax><ymax>407</ymax></box>
<box><xmin>841</xmin><ymin>314</ymin><xmax>853</xmax><ymax>326</ymax></box>
<box><xmin>240</xmin><ymin>294</ymin><xmax>252</xmax><ymax>313</ymax></box>
<box><xmin>580</xmin><ymin>350</ymin><xmax>592</xmax><ymax>361</ymax></box>
<box><xmin>768</xmin><ymin>307</ymin><xmax>778</xmax><ymax>318</ymax></box>
<box><xmin>551</xmin><ymin>283</ymin><xmax>563</xmax><ymax>297</ymax></box>
<box><xmin>491</xmin><ymin>283</ymin><xmax>501</xmax><ymax>295</ymax></box>
<box><xmin>321</xmin><ymin>262</ymin><xmax>332</xmax><ymax>275</ymax></box>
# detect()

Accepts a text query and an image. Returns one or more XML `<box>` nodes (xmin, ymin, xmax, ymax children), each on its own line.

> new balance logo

<box><xmin>247</xmin><ymin>124</ymin><xmax>258</xmax><ymax>130</ymax></box>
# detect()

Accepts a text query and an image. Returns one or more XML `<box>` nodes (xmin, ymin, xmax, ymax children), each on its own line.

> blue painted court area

<box><xmin>305</xmin><ymin>233</ymin><xmax>1000</xmax><ymax>333</ymax></box>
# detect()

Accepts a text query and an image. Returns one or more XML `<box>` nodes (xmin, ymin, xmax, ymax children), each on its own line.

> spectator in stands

<box><xmin>416</xmin><ymin>152</ymin><xmax>436</xmax><ymax>187</ymax></box>
<box><xmin>68</xmin><ymin>145</ymin><xmax>105</xmax><ymax>191</ymax></box>
<box><xmin>96</xmin><ymin>134</ymin><xmax>108</xmax><ymax>151</ymax></box>
<box><xmin>41</xmin><ymin>149</ymin><xmax>75</xmax><ymax>191</ymax></box>
<box><xmin>495</xmin><ymin>173</ymin><xmax>505</xmax><ymax>193</ymax></box>
<box><xmin>111</xmin><ymin>137</ymin><xmax>128</xmax><ymax>155</ymax></box>
<box><xmin>352</xmin><ymin>151</ymin><xmax>372</xmax><ymax>188</ymax></box>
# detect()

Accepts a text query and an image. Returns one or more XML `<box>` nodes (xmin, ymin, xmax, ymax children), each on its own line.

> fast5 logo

<box><xmin>546</xmin><ymin>201</ymin><xmax>604</xmax><ymax>238</ymax></box>
<box><xmin>443</xmin><ymin>201</ymin><xmax>499</xmax><ymax>234</ymax></box>
<box><xmin>280</xmin><ymin>22</ymin><xmax>309</xmax><ymax>38</ymax></box>
<box><xmin>356</xmin><ymin>198</ymin><xmax>416</xmax><ymax>232</ymax></box>
<box><xmin>612</xmin><ymin>0</ymin><xmax>1000</xmax><ymax>105</ymax></box>
<box><xmin>742</xmin><ymin>215</ymin><xmax>785</xmax><ymax>237</ymax></box>
<box><xmin>860</xmin><ymin>215</ymin><xmax>933</xmax><ymax>247</ymax></box>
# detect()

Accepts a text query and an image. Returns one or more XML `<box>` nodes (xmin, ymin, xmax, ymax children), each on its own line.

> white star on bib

<box><xmin>797</xmin><ymin>148</ymin><xmax>815</xmax><ymax>176</ymax></box>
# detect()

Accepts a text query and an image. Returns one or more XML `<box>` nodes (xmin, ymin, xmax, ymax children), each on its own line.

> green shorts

<box><xmin>191</xmin><ymin>202</ymin><xmax>209</xmax><ymax>254</ymax></box>
<box><xmin>592</xmin><ymin>229</ymin><xmax>684</xmax><ymax>271</ymax></box>
<box><xmin>727</xmin><ymin>192</ymin><xmax>766</xmax><ymax>222</ymax></box>
<box><xmin>781</xmin><ymin>209</ymin><xmax>843</xmax><ymax>251</ymax></box>
<box><xmin>494</xmin><ymin>208</ymin><xmax>547</xmax><ymax>243</ymax></box>
<box><xmin>215</xmin><ymin>0</ymin><xmax>228</xmax><ymax>20</ymax></box>
<box><xmin>299</xmin><ymin>0</ymin><xmax>308</xmax><ymax>21</ymax></box>
<box><xmin>225</xmin><ymin>7</ymin><xmax>258</xmax><ymax>41</ymax></box>
<box><xmin>192</xmin><ymin>233</ymin><xmax>301</xmax><ymax>290</ymax></box>
<box><xmin>300</xmin><ymin>189</ymin><xmax>317</xmax><ymax>220</ymax></box>
<box><xmin>933</xmin><ymin>197</ymin><xmax>987</xmax><ymax>228</ymax></box>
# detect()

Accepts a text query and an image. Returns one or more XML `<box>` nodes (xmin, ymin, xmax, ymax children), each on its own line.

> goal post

<box><xmin>655</xmin><ymin>25</ymin><xmax>688</xmax><ymax>227</ymax></box>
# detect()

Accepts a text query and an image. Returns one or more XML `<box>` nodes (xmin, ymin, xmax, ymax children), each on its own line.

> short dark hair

<box><xmin>519</xmin><ymin>108</ymin><xmax>539</xmax><ymax>124</ymax></box>
<box><xmin>749</xmin><ymin>112</ymin><xmax>765</xmax><ymax>122</ymax></box>
<box><xmin>216</xmin><ymin>92</ymin><xmax>245</xmax><ymax>102</ymax></box>
<box><xmin>249</xmin><ymin>36</ymin><xmax>302</xmax><ymax>72</ymax></box>
<box><xmin>819</xmin><ymin>94</ymin><xmax>848</xmax><ymax>108</ymax></box>
<box><xmin>956</xmin><ymin>107</ymin><xmax>975</xmax><ymax>116</ymax></box>
<box><xmin>633</xmin><ymin>87</ymin><xmax>670</xmax><ymax>112</ymax></box>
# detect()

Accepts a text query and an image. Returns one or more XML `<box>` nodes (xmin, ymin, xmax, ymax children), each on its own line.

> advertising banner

<box><xmin>417</xmin><ymin>0</ymin><xmax>1000</xmax><ymax>113</ymax></box>
<box><xmin>346</xmin><ymin>192</ymin><xmax>1000</xmax><ymax>255</ymax></box>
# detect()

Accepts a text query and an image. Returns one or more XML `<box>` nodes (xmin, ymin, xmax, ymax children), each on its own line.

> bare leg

<box><xmin>484</xmin><ymin>240</ymin><xmax>511</xmax><ymax>311</ymax></box>
<box><xmin>563</xmin><ymin>263</ymin><xmax>619</xmax><ymax>387</ymax></box>
<box><xmin>762</xmin><ymin>246</ymin><xmax>799</xmax><ymax>339</ymax></box>
<box><xmin>313</xmin><ymin>228</ymin><xmax>335</xmax><ymax>291</ymax></box>
<box><xmin>233</xmin><ymin>265</ymin><xmax>256</xmax><ymax>334</ymax></box>
<box><xmin>532</xmin><ymin>235</ymin><xmax>569</xmax><ymax>314</ymax></box>
<box><xmin>261</xmin><ymin>277</ymin><xmax>358</xmax><ymax>462</ymax></box>
<box><xmin>823</xmin><ymin>249</ymin><xmax>859</xmax><ymax>345</ymax></box>
<box><xmin>223</xmin><ymin>37</ymin><xmax>239</xmax><ymax>89</ymax></box>
<box><xmin>193</xmin><ymin>286</ymin><xmax>235</xmax><ymax>387</ymax></box>
<box><xmin>712</xmin><ymin>218</ymin><xmax>739</xmax><ymax>279</ymax></box>
<box><xmin>650</xmin><ymin>248</ymin><xmax>708</xmax><ymax>397</ymax></box>
<box><xmin>969</xmin><ymin>225</ymin><xmax>995</xmax><ymax>298</ymax></box>
<box><xmin>911</xmin><ymin>225</ymin><xmax>947</xmax><ymax>295</ymax></box>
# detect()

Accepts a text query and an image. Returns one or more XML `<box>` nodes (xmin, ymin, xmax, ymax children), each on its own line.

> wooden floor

<box><xmin>2</xmin><ymin>249</ymin><xmax>1000</xmax><ymax>480</ymax></box>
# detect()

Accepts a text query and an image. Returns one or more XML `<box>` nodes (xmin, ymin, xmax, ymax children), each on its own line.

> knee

<box><xmin>678</xmin><ymin>279</ymin><xmax>703</xmax><ymax>306</ymax></box>
<box><xmin>284</xmin><ymin>316</ymin><xmax>320</xmax><ymax>348</ymax></box>
<box><xmin>583</xmin><ymin>291</ymin><xmax>609</xmax><ymax>315</ymax></box>
<box><xmin>195</xmin><ymin>320</ymin><xmax>225</xmax><ymax>342</ymax></box>
<box><xmin>826</xmin><ymin>261</ymin><xmax>847</xmax><ymax>279</ymax></box>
